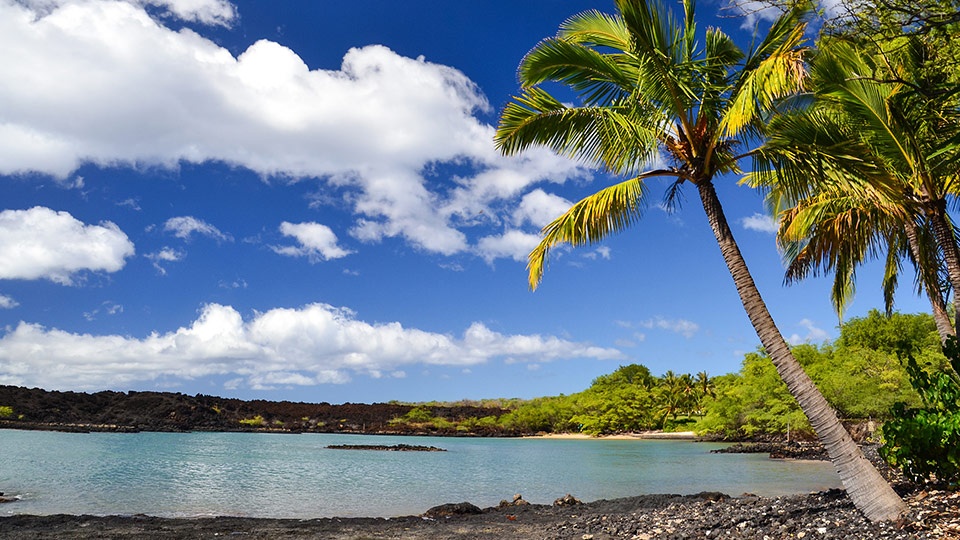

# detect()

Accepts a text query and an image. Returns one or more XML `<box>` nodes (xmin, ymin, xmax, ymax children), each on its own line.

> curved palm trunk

<box><xmin>696</xmin><ymin>180</ymin><xmax>907</xmax><ymax>522</ymax></box>
<box><xmin>927</xmin><ymin>202</ymin><xmax>960</xmax><ymax>332</ymax></box>
<box><xmin>904</xmin><ymin>221</ymin><xmax>954</xmax><ymax>341</ymax></box>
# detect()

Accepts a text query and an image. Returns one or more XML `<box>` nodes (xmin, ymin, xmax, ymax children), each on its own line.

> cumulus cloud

<box><xmin>273</xmin><ymin>221</ymin><xmax>352</xmax><ymax>261</ymax></box>
<box><xmin>141</xmin><ymin>0</ymin><xmax>236</xmax><ymax>25</ymax></box>
<box><xmin>741</xmin><ymin>212</ymin><xmax>779</xmax><ymax>234</ymax></box>
<box><xmin>164</xmin><ymin>216</ymin><xmax>231</xmax><ymax>242</ymax></box>
<box><xmin>0</xmin><ymin>302</ymin><xmax>624</xmax><ymax>390</ymax></box>
<box><xmin>0</xmin><ymin>207</ymin><xmax>135</xmax><ymax>284</ymax></box>
<box><xmin>0</xmin><ymin>0</ymin><xmax>589</xmax><ymax>259</ymax></box>
<box><xmin>0</xmin><ymin>294</ymin><xmax>19</xmax><ymax>309</ymax></box>
<box><xmin>15</xmin><ymin>0</ymin><xmax>236</xmax><ymax>25</ymax></box>
<box><xmin>476</xmin><ymin>230</ymin><xmax>541</xmax><ymax>263</ymax></box>
<box><xmin>512</xmin><ymin>189</ymin><xmax>572</xmax><ymax>228</ymax></box>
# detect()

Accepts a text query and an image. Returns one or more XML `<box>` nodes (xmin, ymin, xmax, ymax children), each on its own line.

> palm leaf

<box><xmin>529</xmin><ymin>176</ymin><xmax>653</xmax><ymax>289</ymax></box>
<box><xmin>495</xmin><ymin>88</ymin><xmax>661</xmax><ymax>175</ymax></box>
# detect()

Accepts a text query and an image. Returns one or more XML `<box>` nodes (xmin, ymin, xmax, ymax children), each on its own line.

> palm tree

<box><xmin>773</xmin><ymin>180</ymin><xmax>954</xmax><ymax>340</ymax></box>
<box><xmin>753</xmin><ymin>35</ymin><xmax>960</xmax><ymax>341</ymax></box>
<box><xmin>694</xmin><ymin>370</ymin><xmax>714</xmax><ymax>416</ymax></box>
<box><xmin>494</xmin><ymin>0</ymin><xmax>906</xmax><ymax>521</ymax></box>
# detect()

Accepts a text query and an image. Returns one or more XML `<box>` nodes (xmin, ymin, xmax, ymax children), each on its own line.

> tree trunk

<box><xmin>696</xmin><ymin>180</ymin><xmax>907</xmax><ymax>522</ymax></box>
<box><xmin>927</xmin><ymin>201</ymin><xmax>960</xmax><ymax>332</ymax></box>
<box><xmin>904</xmin><ymin>220</ymin><xmax>954</xmax><ymax>342</ymax></box>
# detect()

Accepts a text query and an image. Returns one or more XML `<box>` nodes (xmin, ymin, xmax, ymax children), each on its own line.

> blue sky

<box><xmin>0</xmin><ymin>0</ymin><xmax>934</xmax><ymax>404</ymax></box>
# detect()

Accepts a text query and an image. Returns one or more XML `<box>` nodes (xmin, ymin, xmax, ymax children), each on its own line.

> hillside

<box><xmin>0</xmin><ymin>386</ymin><xmax>511</xmax><ymax>435</ymax></box>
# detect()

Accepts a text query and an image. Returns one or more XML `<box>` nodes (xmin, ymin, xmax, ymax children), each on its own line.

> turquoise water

<box><xmin>0</xmin><ymin>430</ymin><xmax>841</xmax><ymax>518</ymax></box>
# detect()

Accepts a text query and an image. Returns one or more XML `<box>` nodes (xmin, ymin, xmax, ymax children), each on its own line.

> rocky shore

<box><xmin>1</xmin><ymin>486</ymin><xmax>957</xmax><ymax>539</ymax></box>
<box><xmin>2</xmin><ymin>445</ymin><xmax>957</xmax><ymax>539</ymax></box>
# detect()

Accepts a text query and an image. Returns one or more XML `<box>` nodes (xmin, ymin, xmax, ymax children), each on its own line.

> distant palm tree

<box><xmin>694</xmin><ymin>371</ymin><xmax>714</xmax><ymax>416</ymax></box>
<box><xmin>494</xmin><ymin>0</ymin><xmax>906</xmax><ymax>521</ymax></box>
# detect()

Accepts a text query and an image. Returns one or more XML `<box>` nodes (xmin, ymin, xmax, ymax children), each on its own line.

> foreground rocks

<box><xmin>1</xmin><ymin>487</ymin><xmax>956</xmax><ymax>539</ymax></box>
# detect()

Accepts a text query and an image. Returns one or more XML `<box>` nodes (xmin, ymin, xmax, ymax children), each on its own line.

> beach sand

<box><xmin>524</xmin><ymin>431</ymin><xmax>699</xmax><ymax>440</ymax></box>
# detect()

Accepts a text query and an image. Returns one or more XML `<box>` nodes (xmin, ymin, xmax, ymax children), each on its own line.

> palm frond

<box><xmin>495</xmin><ymin>88</ymin><xmax>662</xmax><ymax>175</ymax></box>
<box><xmin>721</xmin><ymin>3</ymin><xmax>810</xmax><ymax>139</ymax></box>
<box><xmin>519</xmin><ymin>37</ymin><xmax>636</xmax><ymax>106</ymax></box>
<box><xmin>558</xmin><ymin>9</ymin><xmax>632</xmax><ymax>50</ymax></box>
<box><xmin>529</xmin><ymin>176</ymin><xmax>653</xmax><ymax>289</ymax></box>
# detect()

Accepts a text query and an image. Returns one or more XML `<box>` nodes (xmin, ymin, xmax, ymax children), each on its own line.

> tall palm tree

<box><xmin>494</xmin><ymin>0</ymin><xmax>906</xmax><ymax>521</ymax></box>
<box><xmin>752</xmin><ymin>35</ymin><xmax>960</xmax><ymax>341</ymax></box>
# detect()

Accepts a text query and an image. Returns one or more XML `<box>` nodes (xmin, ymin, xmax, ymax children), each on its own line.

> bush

<box><xmin>239</xmin><ymin>415</ymin><xmax>266</xmax><ymax>427</ymax></box>
<box><xmin>880</xmin><ymin>337</ymin><xmax>960</xmax><ymax>485</ymax></box>
<box><xmin>0</xmin><ymin>405</ymin><xmax>13</xmax><ymax>418</ymax></box>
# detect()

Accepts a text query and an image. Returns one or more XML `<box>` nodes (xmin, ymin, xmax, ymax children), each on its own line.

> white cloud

<box><xmin>512</xmin><ymin>189</ymin><xmax>572</xmax><ymax>228</ymax></box>
<box><xmin>0</xmin><ymin>0</ymin><xmax>589</xmax><ymax>258</ymax></box>
<box><xmin>0</xmin><ymin>206</ymin><xmax>134</xmax><ymax>284</ymax></box>
<box><xmin>740</xmin><ymin>212</ymin><xmax>779</xmax><ymax>234</ymax></box>
<box><xmin>274</xmin><ymin>221</ymin><xmax>352</xmax><ymax>261</ymax></box>
<box><xmin>83</xmin><ymin>301</ymin><xmax>124</xmax><ymax>321</ymax></box>
<box><xmin>640</xmin><ymin>317</ymin><xmax>700</xmax><ymax>338</ymax></box>
<box><xmin>0</xmin><ymin>302</ymin><xmax>624</xmax><ymax>390</ymax></box>
<box><xmin>0</xmin><ymin>294</ymin><xmax>19</xmax><ymax>309</ymax></box>
<box><xmin>476</xmin><ymin>230</ymin><xmax>541</xmax><ymax>263</ymax></box>
<box><xmin>583</xmin><ymin>246</ymin><xmax>612</xmax><ymax>260</ymax></box>
<box><xmin>164</xmin><ymin>216</ymin><xmax>231</xmax><ymax>242</ymax></box>
<box><xmin>140</xmin><ymin>0</ymin><xmax>236</xmax><ymax>26</ymax></box>
<box><xmin>787</xmin><ymin>318</ymin><xmax>830</xmax><ymax>345</ymax></box>
<box><xmin>731</xmin><ymin>0</ymin><xmax>842</xmax><ymax>29</ymax></box>
<box><xmin>145</xmin><ymin>246</ymin><xmax>185</xmax><ymax>274</ymax></box>
<box><xmin>15</xmin><ymin>0</ymin><xmax>236</xmax><ymax>25</ymax></box>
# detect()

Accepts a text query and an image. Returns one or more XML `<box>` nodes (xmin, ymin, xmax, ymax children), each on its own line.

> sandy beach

<box><xmin>524</xmin><ymin>431</ymin><xmax>699</xmax><ymax>440</ymax></box>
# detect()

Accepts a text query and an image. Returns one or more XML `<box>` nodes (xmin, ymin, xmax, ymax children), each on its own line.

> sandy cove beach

<box><xmin>524</xmin><ymin>431</ymin><xmax>700</xmax><ymax>440</ymax></box>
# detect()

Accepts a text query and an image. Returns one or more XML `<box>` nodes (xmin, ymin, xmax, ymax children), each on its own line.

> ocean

<box><xmin>0</xmin><ymin>430</ymin><xmax>841</xmax><ymax>518</ymax></box>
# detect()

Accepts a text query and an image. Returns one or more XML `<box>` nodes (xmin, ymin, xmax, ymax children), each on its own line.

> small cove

<box><xmin>0</xmin><ymin>430</ymin><xmax>841</xmax><ymax>518</ymax></box>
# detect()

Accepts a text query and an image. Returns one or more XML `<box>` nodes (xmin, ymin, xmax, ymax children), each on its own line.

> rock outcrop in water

<box><xmin>326</xmin><ymin>444</ymin><xmax>446</xmax><ymax>451</ymax></box>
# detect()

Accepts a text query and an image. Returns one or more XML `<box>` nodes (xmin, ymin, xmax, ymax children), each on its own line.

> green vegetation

<box><xmin>701</xmin><ymin>311</ymin><xmax>941</xmax><ymax>438</ymax></box>
<box><xmin>0</xmin><ymin>405</ymin><xmax>13</xmax><ymax>418</ymax></box>
<box><xmin>388</xmin><ymin>311</ymin><xmax>937</xmax><ymax>442</ymax></box>
<box><xmin>238</xmin><ymin>415</ymin><xmax>265</xmax><ymax>427</ymax></box>
<box><xmin>881</xmin><ymin>336</ymin><xmax>960</xmax><ymax>485</ymax></box>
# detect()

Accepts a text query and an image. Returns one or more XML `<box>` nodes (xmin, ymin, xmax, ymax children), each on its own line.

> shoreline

<box><xmin>1</xmin><ymin>487</ymin><xmax>953</xmax><ymax>539</ymax></box>
<box><xmin>524</xmin><ymin>430</ymin><xmax>700</xmax><ymax>440</ymax></box>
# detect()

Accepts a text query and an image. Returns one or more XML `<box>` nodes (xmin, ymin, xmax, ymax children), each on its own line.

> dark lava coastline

<box><xmin>2</xmin><ymin>386</ymin><xmax>959</xmax><ymax>538</ymax></box>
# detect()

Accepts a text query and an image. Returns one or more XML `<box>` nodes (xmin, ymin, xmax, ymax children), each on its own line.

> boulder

<box><xmin>554</xmin><ymin>494</ymin><xmax>583</xmax><ymax>506</ymax></box>
<box><xmin>422</xmin><ymin>502</ymin><xmax>482</xmax><ymax>518</ymax></box>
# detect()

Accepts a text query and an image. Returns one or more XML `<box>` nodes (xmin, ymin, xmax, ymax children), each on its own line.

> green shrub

<box><xmin>880</xmin><ymin>337</ymin><xmax>960</xmax><ymax>485</ymax></box>
<box><xmin>0</xmin><ymin>405</ymin><xmax>13</xmax><ymax>418</ymax></box>
<box><xmin>239</xmin><ymin>415</ymin><xmax>265</xmax><ymax>427</ymax></box>
<box><xmin>403</xmin><ymin>407</ymin><xmax>433</xmax><ymax>423</ymax></box>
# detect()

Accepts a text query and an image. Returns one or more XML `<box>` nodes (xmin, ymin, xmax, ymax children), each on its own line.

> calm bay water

<box><xmin>0</xmin><ymin>430</ymin><xmax>841</xmax><ymax>518</ymax></box>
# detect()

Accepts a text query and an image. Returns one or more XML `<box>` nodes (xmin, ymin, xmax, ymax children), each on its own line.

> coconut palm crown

<box><xmin>750</xmin><ymin>35</ymin><xmax>960</xmax><ymax>340</ymax></box>
<box><xmin>495</xmin><ymin>0</ymin><xmax>907</xmax><ymax>522</ymax></box>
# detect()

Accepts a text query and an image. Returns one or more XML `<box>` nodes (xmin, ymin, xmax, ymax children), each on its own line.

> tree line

<box><xmin>391</xmin><ymin>310</ymin><xmax>941</xmax><ymax>437</ymax></box>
